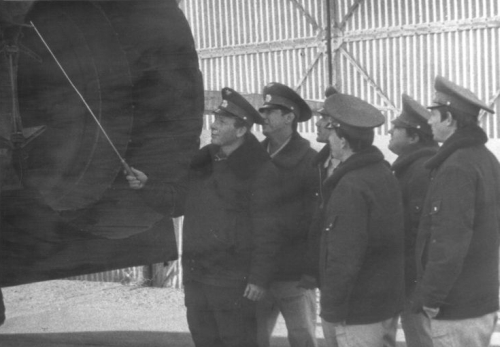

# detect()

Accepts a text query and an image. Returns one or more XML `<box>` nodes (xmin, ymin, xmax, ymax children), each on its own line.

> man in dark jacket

<box><xmin>412</xmin><ymin>76</ymin><xmax>500</xmax><ymax>347</ymax></box>
<box><xmin>256</xmin><ymin>82</ymin><xmax>319</xmax><ymax>347</ymax></box>
<box><xmin>127</xmin><ymin>87</ymin><xmax>281</xmax><ymax>347</ymax></box>
<box><xmin>318</xmin><ymin>91</ymin><xmax>405</xmax><ymax>347</ymax></box>
<box><xmin>388</xmin><ymin>94</ymin><xmax>438</xmax><ymax>347</ymax></box>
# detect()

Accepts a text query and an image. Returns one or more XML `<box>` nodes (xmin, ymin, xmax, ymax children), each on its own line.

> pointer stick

<box><xmin>30</xmin><ymin>21</ymin><xmax>137</xmax><ymax>178</ymax></box>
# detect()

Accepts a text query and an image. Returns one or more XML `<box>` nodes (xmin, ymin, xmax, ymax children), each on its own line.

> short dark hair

<box><xmin>405</xmin><ymin>127</ymin><xmax>436</xmax><ymax>146</ymax></box>
<box><xmin>438</xmin><ymin>107</ymin><xmax>478</xmax><ymax>128</ymax></box>
<box><xmin>334</xmin><ymin>127</ymin><xmax>373</xmax><ymax>153</ymax></box>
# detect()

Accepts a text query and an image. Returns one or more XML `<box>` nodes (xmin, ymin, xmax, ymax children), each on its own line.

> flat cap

<box><xmin>214</xmin><ymin>87</ymin><xmax>263</xmax><ymax>126</ymax></box>
<box><xmin>428</xmin><ymin>75</ymin><xmax>495</xmax><ymax>115</ymax></box>
<box><xmin>392</xmin><ymin>94</ymin><xmax>432</xmax><ymax>136</ymax></box>
<box><xmin>258</xmin><ymin>82</ymin><xmax>312</xmax><ymax>122</ymax></box>
<box><xmin>324</xmin><ymin>93</ymin><xmax>385</xmax><ymax>129</ymax></box>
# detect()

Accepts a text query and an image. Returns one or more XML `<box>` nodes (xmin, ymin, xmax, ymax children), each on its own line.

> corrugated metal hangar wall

<box><xmin>179</xmin><ymin>0</ymin><xmax>500</xmax><ymax>140</ymax></box>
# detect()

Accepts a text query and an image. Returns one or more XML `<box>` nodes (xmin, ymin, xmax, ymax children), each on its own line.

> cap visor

<box><xmin>258</xmin><ymin>103</ymin><xmax>275</xmax><ymax>112</ymax></box>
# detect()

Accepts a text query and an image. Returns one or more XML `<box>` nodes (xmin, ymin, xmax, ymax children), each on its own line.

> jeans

<box><xmin>430</xmin><ymin>312</ymin><xmax>497</xmax><ymax>347</ymax></box>
<box><xmin>184</xmin><ymin>281</ymin><xmax>258</xmax><ymax>347</ymax></box>
<box><xmin>400</xmin><ymin>297</ymin><xmax>433</xmax><ymax>347</ymax></box>
<box><xmin>322</xmin><ymin>316</ymin><xmax>398</xmax><ymax>347</ymax></box>
<box><xmin>256</xmin><ymin>281</ymin><xmax>317</xmax><ymax>347</ymax></box>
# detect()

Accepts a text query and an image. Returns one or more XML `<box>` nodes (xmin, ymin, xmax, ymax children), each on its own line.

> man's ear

<box><xmin>340</xmin><ymin>136</ymin><xmax>348</xmax><ymax>149</ymax></box>
<box><xmin>408</xmin><ymin>131</ymin><xmax>420</xmax><ymax>145</ymax></box>
<box><xmin>445</xmin><ymin>111</ymin><xmax>455</xmax><ymax>126</ymax></box>
<box><xmin>235</xmin><ymin>125</ymin><xmax>248</xmax><ymax>138</ymax></box>
<box><xmin>284</xmin><ymin>112</ymin><xmax>295</xmax><ymax>125</ymax></box>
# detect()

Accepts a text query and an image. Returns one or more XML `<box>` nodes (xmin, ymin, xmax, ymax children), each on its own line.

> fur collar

<box><xmin>425</xmin><ymin>126</ymin><xmax>488</xmax><ymax>170</ymax></box>
<box><xmin>323</xmin><ymin>145</ymin><xmax>385</xmax><ymax>191</ymax></box>
<box><xmin>190</xmin><ymin>133</ymin><xmax>271</xmax><ymax>180</ymax></box>
<box><xmin>391</xmin><ymin>145</ymin><xmax>439</xmax><ymax>175</ymax></box>
<box><xmin>261</xmin><ymin>132</ymin><xmax>312</xmax><ymax>168</ymax></box>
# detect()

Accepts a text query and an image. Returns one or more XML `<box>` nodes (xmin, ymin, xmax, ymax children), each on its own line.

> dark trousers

<box><xmin>184</xmin><ymin>281</ymin><xmax>258</xmax><ymax>347</ymax></box>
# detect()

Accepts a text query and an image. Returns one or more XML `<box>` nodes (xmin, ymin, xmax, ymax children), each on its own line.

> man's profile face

<box><xmin>428</xmin><ymin>109</ymin><xmax>452</xmax><ymax>143</ymax></box>
<box><xmin>210</xmin><ymin>115</ymin><xmax>240</xmax><ymax>147</ymax></box>
<box><xmin>260</xmin><ymin>107</ymin><xmax>290</xmax><ymax>137</ymax></box>
<box><xmin>388</xmin><ymin>126</ymin><xmax>413</xmax><ymax>155</ymax></box>
<box><xmin>316</xmin><ymin>114</ymin><xmax>333</xmax><ymax>143</ymax></box>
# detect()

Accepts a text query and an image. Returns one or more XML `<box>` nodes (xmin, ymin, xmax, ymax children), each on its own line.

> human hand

<box><xmin>125</xmin><ymin>167</ymin><xmax>148</xmax><ymax>189</ymax></box>
<box><xmin>243</xmin><ymin>283</ymin><xmax>265</xmax><ymax>301</ymax></box>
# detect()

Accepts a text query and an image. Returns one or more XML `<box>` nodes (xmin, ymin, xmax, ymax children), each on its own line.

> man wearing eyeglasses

<box><xmin>316</xmin><ymin>90</ymin><xmax>405</xmax><ymax>347</ymax></box>
<box><xmin>256</xmin><ymin>82</ymin><xmax>319</xmax><ymax>347</ymax></box>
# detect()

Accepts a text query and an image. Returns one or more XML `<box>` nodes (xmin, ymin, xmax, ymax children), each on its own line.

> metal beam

<box><xmin>197</xmin><ymin>38</ymin><xmax>319</xmax><ymax>59</ymax></box>
<box><xmin>343</xmin><ymin>17</ymin><xmax>500</xmax><ymax>42</ymax></box>
<box><xmin>340</xmin><ymin>48</ymin><xmax>398</xmax><ymax>111</ymax></box>
<box><xmin>287</xmin><ymin>0</ymin><xmax>321</xmax><ymax>31</ymax></box>
<box><xmin>338</xmin><ymin>0</ymin><xmax>364</xmax><ymax>31</ymax></box>
<box><xmin>294</xmin><ymin>51</ymin><xmax>323</xmax><ymax>91</ymax></box>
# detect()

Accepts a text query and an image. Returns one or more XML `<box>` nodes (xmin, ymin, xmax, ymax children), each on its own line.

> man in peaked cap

<box><xmin>412</xmin><ymin>76</ymin><xmax>500</xmax><ymax>347</ymax></box>
<box><xmin>127</xmin><ymin>87</ymin><xmax>282</xmax><ymax>347</ymax></box>
<box><xmin>316</xmin><ymin>92</ymin><xmax>404</xmax><ymax>347</ymax></box>
<box><xmin>255</xmin><ymin>82</ymin><xmax>319</xmax><ymax>347</ymax></box>
<box><xmin>388</xmin><ymin>94</ymin><xmax>438</xmax><ymax>347</ymax></box>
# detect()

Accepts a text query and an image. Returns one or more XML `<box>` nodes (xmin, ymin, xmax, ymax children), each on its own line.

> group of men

<box><xmin>127</xmin><ymin>75</ymin><xmax>500</xmax><ymax>347</ymax></box>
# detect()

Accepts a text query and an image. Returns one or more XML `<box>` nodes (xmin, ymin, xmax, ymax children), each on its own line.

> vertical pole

<box><xmin>331</xmin><ymin>0</ymin><xmax>342</xmax><ymax>89</ymax></box>
<box><xmin>325</xmin><ymin>0</ymin><xmax>333</xmax><ymax>86</ymax></box>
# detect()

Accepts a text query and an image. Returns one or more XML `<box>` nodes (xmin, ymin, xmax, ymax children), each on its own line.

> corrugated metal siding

<box><xmin>181</xmin><ymin>0</ymin><xmax>500</xmax><ymax>138</ymax></box>
<box><xmin>336</xmin><ymin>0</ymin><xmax>500</xmax><ymax>137</ymax></box>
<box><xmin>181</xmin><ymin>0</ymin><xmax>328</xmax><ymax>134</ymax></box>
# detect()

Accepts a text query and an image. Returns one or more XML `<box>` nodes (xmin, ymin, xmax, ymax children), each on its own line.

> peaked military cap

<box><xmin>258</xmin><ymin>82</ymin><xmax>312</xmax><ymax>122</ymax></box>
<box><xmin>214</xmin><ymin>87</ymin><xmax>263</xmax><ymax>126</ymax></box>
<box><xmin>324</xmin><ymin>93</ymin><xmax>385</xmax><ymax>129</ymax></box>
<box><xmin>392</xmin><ymin>94</ymin><xmax>432</xmax><ymax>136</ymax></box>
<box><xmin>428</xmin><ymin>75</ymin><xmax>495</xmax><ymax>116</ymax></box>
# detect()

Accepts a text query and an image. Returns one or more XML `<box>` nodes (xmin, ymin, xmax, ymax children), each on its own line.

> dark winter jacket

<box><xmin>319</xmin><ymin>146</ymin><xmax>405</xmax><ymax>325</ymax></box>
<box><xmin>391</xmin><ymin>144</ymin><xmax>438</xmax><ymax>297</ymax></box>
<box><xmin>182</xmin><ymin>133</ymin><xmax>281</xmax><ymax>288</ymax></box>
<box><xmin>261</xmin><ymin>132</ymin><xmax>319</xmax><ymax>281</ymax></box>
<box><xmin>414</xmin><ymin>126</ymin><xmax>500</xmax><ymax>319</ymax></box>
<box><xmin>303</xmin><ymin>145</ymin><xmax>330</xmax><ymax>281</ymax></box>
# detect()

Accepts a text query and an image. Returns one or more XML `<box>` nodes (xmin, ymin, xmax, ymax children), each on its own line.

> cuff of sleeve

<box><xmin>319</xmin><ymin>303</ymin><xmax>348</xmax><ymax>323</ymax></box>
<box><xmin>248</xmin><ymin>274</ymin><xmax>269</xmax><ymax>290</ymax></box>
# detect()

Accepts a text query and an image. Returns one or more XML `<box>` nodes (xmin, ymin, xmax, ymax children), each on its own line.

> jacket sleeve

<box><xmin>247</xmin><ymin>163</ymin><xmax>282</xmax><ymax>288</ymax></box>
<box><xmin>418</xmin><ymin>165</ymin><xmax>475</xmax><ymax>308</ymax></box>
<box><xmin>137</xmin><ymin>172</ymin><xmax>190</xmax><ymax>217</ymax></box>
<box><xmin>320</xmin><ymin>181</ymin><xmax>368</xmax><ymax>323</ymax></box>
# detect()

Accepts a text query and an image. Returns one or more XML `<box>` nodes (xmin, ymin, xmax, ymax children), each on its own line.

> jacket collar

<box><xmin>261</xmin><ymin>132</ymin><xmax>312</xmax><ymax>168</ymax></box>
<box><xmin>323</xmin><ymin>145</ymin><xmax>385</xmax><ymax>190</ymax></box>
<box><xmin>190</xmin><ymin>133</ymin><xmax>271</xmax><ymax>180</ymax></box>
<box><xmin>425</xmin><ymin>126</ymin><xmax>488</xmax><ymax>170</ymax></box>
<box><xmin>391</xmin><ymin>144</ymin><xmax>439</xmax><ymax>175</ymax></box>
<box><xmin>312</xmin><ymin>144</ymin><xmax>331</xmax><ymax>168</ymax></box>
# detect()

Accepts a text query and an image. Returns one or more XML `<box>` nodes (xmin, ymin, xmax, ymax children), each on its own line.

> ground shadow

<box><xmin>0</xmin><ymin>331</ymin><xmax>335</xmax><ymax>347</ymax></box>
